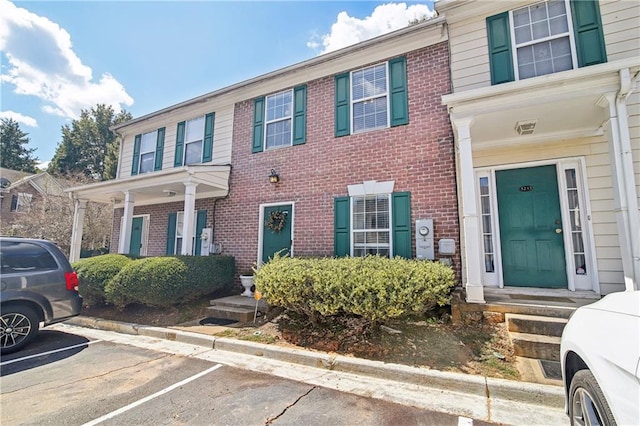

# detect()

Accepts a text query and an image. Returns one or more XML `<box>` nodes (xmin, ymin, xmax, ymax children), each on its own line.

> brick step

<box><xmin>510</xmin><ymin>332</ymin><xmax>561</xmax><ymax>361</ymax></box>
<box><xmin>506</xmin><ymin>313</ymin><xmax>568</xmax><ymax>337</ymax></box>
<box><xmin>206</xmin><ymin>306</ymin><xmax>256</xmax><ymax>323</ymax></box>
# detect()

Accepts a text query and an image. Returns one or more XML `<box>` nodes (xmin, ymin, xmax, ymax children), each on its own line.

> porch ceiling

<box><xmin>65</xmin><ymin>165</ymin><xmax>231</xmax><ymax>206</ymax></box>
<box><xmin>443</xmin><ymin>59</ymin><xmax>640</xmax><ymax>149</ymax></box>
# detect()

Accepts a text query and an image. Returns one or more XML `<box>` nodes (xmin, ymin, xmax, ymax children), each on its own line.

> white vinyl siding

<box><xmin>119</xmin><ymin>105</ymin><xmax>234</xmax><ymax>178</ymax></box>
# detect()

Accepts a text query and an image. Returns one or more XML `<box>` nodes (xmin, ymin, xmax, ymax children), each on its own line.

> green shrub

<box><xmin>105</xmin><ymin>255</ymin><xmax>235</xmax><ymax>308</ymax></box>
<box><xmin>254</xmin><ymin>254</ymin><xmax>455</xmax><ymax>324</ymax></box>
<box><xmin>72</xmin><ymin>254</ymin><xmax>133</xmax><ymax>305</ymax></box>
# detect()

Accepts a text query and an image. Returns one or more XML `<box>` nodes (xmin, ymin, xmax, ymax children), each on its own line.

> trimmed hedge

<box><xmin>254</xmin><ymin>254</ymin><xmax>455</xmax><ymax>324</ymax></box>
<box><xmin>105</xmin><ymin>255</ymin><xmax>235</xmax><ymax>308</ymax></box>
<box><xmin>73</xmin><ymin>254</ymin><xmax>133</xmax><ymax>305</ymax></box>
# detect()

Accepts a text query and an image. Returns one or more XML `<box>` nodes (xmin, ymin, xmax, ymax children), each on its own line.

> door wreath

<box><xmin>265</xmin><ymin>210</ymin><xmax>287</xmax><ymax>233</ymax></box>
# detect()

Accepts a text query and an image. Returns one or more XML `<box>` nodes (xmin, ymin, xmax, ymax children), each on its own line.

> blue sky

<box><xmin>1</xmin><ymin>0</ymin><xmax>434</xmax><ymax>166</ymax></box>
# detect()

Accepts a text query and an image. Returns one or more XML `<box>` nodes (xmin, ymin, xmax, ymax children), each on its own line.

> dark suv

<box><xmin>0</xmin><ymin>237</ymin><xmax>83</xmax><ymax>353</ymax></box>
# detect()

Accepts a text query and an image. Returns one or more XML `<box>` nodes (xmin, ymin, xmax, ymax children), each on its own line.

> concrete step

<box><xmin>206</xmin><ymin>306</ymin><xmax>255</xmax><ymax>323</ymax></box>
<box><xmin>506</xmin><ymin>313</ymin><xmax>568</xmax><ymax>337</ymax></box>
<box><xmin>210</xmin><ymin>295</ymin><xmax>269</xmax><ymax>312</ymax></box>
<box><xmin>510</xmin><ymin>332</ymin><xmax>561</xmax><ymax>361</ymax></box>
<box><xmin>483</xmin><ymin>302</ymin><xmax>576</xmax><ymax>319</ymax></box>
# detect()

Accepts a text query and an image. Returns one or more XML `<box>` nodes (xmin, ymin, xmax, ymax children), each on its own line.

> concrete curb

<box><xmin>64</xmin><ymin>316</ymin><xmax>565</xmax><ymax>409</ymax></box>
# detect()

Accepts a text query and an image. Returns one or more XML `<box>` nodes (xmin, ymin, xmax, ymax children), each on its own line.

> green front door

<box><xmin>496</xmin><ymin>165</ymin><xmax>567</xmax><ymax>288</ymax></box>
<box><xmin>262</xmin><ymin>205</ymin><xmax>292</xmax><ymax>263</ymax></box>
<box><xmin>129</xmin><ymin>217</ymin><xmax>143</xmax><ymax>256</ymax></box>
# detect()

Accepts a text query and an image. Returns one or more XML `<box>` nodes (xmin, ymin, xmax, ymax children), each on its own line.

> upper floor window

<box><xmin>487</xmin><ymin>0</ymin><xmax>606</xmax><ymax>85</ymax></box>
<box><xmin>184</xmin><ymin>117</ymin><xmax>205</xmax><ymax>165</ymax></box>
<box><xmin>335</xmin><ymin>56</ymin><xmax>408</xmax><ymax>137</ymax></box>
<box><xmin>352</xmin><ymin>64</ymin><xmax>388</xmax><ymax>133</ymax></box>
<box><xmin>266</xmin><ymin>90</ymin><xmax>293</xmax><ymax>149</ymax></box>
<box><xmin>175</xmin><ymin>113</ymin><xmax>215</xmax><ymax>167</ymax></box>
<box><xmin>139</xmin><ymin>130</ymin><xmax>158</xmax><ymax>174</ymax></box>
<box><xmin>252</xmin><ymin>86</ymin><xmax>306</xmax><ymax>153</ymax></box>
<box><xmin>131</xmin><ymin>128</ymin><xmax>165</xmax><ymax>176</ymax></box>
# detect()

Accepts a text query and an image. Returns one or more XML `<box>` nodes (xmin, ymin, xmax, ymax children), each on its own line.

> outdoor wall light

<box><xmin>269</xmin><ymin>169</ymin><xmax>280</xmax><ymax>184</ymax></box>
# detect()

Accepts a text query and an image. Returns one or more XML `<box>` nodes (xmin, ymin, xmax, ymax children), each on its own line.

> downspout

<box><xmin>616</xmin><ymin>68</ymin><xmax>640</xmax><ymax>291</ymax></box>
<box><xmin>112</xmin><ymin>130</ymin><xmax>124</xmax><ymax>179</ymax></box>
<box><xmin>210</xmin><ymin>164</ymin><xmax>233</xmax><ymax>247</ymax></box>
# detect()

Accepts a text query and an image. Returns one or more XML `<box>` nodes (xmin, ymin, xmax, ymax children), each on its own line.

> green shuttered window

<box><xmin>166</xmin><ymin>210</ymin><xmax>207</xmax><ymax>255</ymax></box>
<box><xmin>487</xmin><ymin>0</ymin><xmax>606</xmax><ymax>85</ymax></box>
<box><xmin>132</xmin><ymin>129</ymin><xmax>163</xmax><ymax>175</ymax></box>
<box><xmin>174</xmin><ymin>113</ymin><xmax>215</xmax><ymax>166</ymax></box>
<box><xmin>333</xmin><ymin>191</ymin><xmax>411</xmax><ymax>258</ymax></box>
<box><xmin>253</xmin><ymin>85</ymin><xmax>306</xmax><ymax>153</ymax></box>
<box><xmin>334</xmin><ymin>56</ymin><xmax>408</xmax><ymax>137</ymax></box>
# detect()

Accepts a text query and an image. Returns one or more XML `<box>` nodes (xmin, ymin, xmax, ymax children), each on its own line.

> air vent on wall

<box><xmin>515</xmin><ymin>120</ymin><xmax>537</xmax><ymax>135</ymax></box>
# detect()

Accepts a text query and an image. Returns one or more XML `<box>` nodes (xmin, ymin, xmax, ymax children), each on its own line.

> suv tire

<box><xmin>1</xmin><ymin>304</ymin><xmax>40</xmax><ymax>354</ymax></box>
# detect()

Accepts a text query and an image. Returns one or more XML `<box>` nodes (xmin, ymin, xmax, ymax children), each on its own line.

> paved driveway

<box><xmin>1</xmin><ymin>327</ymin><xmax>489</xmax><ymax>426</ymax></box>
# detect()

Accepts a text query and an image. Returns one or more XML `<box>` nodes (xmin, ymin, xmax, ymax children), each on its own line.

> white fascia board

<box><xmin>443</xmin><ymin>58</ymin><xmax>640</xmax><ymax>114</ymax></box>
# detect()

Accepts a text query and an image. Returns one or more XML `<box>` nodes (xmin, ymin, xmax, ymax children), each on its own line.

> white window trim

<box><xmin>175</xmin><ymin>211</ymin><xmax>198</xmax><ymax>255</ymax></box>
<box><xmin>350</xmin><ymin>62</ymin><xmax>391</xmax><ymax>134</ymax></box>
<box><xmin>474</xmin><ymin>158</ymin><xmax>599</xmax><ymax>293</ymax></box>
<box><xmin>508</xmin><ymin>0</ymin><xmax>579</xmax><ymax>81</ymax></box>
<box><xmin>263</xmin><ymin>89</ymin><xmax>293</xmax><ymax>150</ymax></box>
<box><xmin>15</xmin><ymin>192</ymin><xmax>33</xmax><ymax>213</ymax></box>
<box><xmin>257</xmin><ymin>201</ymin><xmax>295</xmax><ymax>266</ymax></box>
<box><xmin>184</xmin><ymin>116</ymin><xmax>205</xmax><ymax>165</ymax></box>
<box><xmin>139</xmin><ymin>130</ymin><xmax>157</xmax><ymax>174</ymax></box>
<box><xmin>347</xmin><ymin>180</ymin><xmax>395</xmax><ymax>258</ymax></box>
<box><xmin>119</xmin><ymin>214</ymin><xmax>149</xmax><ymax>256</ymax></box>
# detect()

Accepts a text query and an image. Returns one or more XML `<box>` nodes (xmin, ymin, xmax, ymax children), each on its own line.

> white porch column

<box><xmin>602</xmin><ymin>87</ymin><xmax>639</xmax><ymax>291</ymax></box>
<box><xmin>181</xmin><ymin>182</ymin><xmax>198</xmax><ymax>255</ymax></box>
<box><xmin>69</xmin><ymin>199</ymin><xmax>87</xmax><ymax>262</ymax></box>
<box><xmin>118</xmin><ymin>191</ymin><xmax>135</xmax><ymax>254</ymax></box>
<box><xmin>455</xmin><ymin>117</ymin><xmax>485</xmax><ymax>303</ymax></box>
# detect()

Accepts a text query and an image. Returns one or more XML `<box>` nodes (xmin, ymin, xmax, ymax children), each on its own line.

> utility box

<box><xmin>415</xmin><ymin>219</ymin><xmax>434</xmax><ymax>260</ymax></box>
<box><xmin>200</xmin><ymin>228</ymin><xmax>212</xmax><ymax>256</ymax></box>
<box><xmin>438</xmin><ymin>238</ymin><xmax>456</xmax><ymax>255</ymax></box>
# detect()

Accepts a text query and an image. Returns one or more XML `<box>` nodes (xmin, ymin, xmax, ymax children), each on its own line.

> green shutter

<box><xmin>389</xmin><ymin>57</ymin><xmax>409</xmax><ymax>127</ymax></box>
<box><xmin>334</xmin><ymin>73</ymin><xmax>350</xmax><ymax>137</ymax></box>
<box><xmin>154</xmin><ymin>127</ymin><xmax>165</xmax><ymax>171</ymax></box>
<box><xmin>292</xmin><ymin>85</ymin><xmax>307</xmax><ymax>145</ymax></box>
<box><xmin>131</xmin><ymin>134</ymin><xmax>141</xmax><ymax>175</ymax></box>
<box><xmin>203</xmin><ymin>113</ymin><xmax>215</xmax><ymax>162</ymax></box>
<box><xmin>487</xmin><ymin>12</ymin><xmax>515</xmax><ymax>85</ymax></box>
<box><xmin>174</xmin><ymin>121</ymin><xmax>185</xmax><ymax>167</ymax></box>
<box><xmin>571</xmin><ymin>0</ymin><xmax>607</xmax><ymax>67</ymax></box>
<box><xmin>392</xmin><ymin>192</ymin><xmax>412</xmax><ymax>258</ymax></box>
<box><xmin>166</xmin><ymin>212</ymin><xmax>177</xmax><ymax>255</ymax></box>
<box><xmin>252</xmin><ymin>97</ymin><xmax>265</xmax><ymax>153</ymax></box>
<box><xmin>334</xmin><ymin>197</ymin><xmax>351</xmax><ymax>256</ymax></box>
<box><xmin>194</xmin><ymin>209</ymin><xmax>207</xmax><ymax>256</ymax></box>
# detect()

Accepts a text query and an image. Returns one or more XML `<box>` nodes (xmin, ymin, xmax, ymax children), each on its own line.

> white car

<box><xmin>560</xmin><ymin>291</ymin><xmax>640</xmax><ymax>425</ymax></box>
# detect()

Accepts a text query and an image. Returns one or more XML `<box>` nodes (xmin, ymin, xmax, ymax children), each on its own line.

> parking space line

<box><xmin>0</xmin><ymin>340</ymin><xmax>103</xmax><ymax>366</ymax></box>
<box><xmin>81</xmin><ymin>363</ymin><xmax>223</xmax><ymax>426</ymax></box>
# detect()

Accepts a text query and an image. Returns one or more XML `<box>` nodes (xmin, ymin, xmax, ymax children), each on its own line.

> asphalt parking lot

<box><xmin>1</xmin><ymin>327</ymin><xmax>490</xmax><ymax>426</ymax></box>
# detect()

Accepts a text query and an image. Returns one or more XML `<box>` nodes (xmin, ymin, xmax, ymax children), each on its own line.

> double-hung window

<box><xmin>252</xmin><ymin>86</ymin><xmax>306</xmax><ymax>153</ymax></box>
<box><xmin>265</xmin><ymin>90</ymin><xmax>293</xmax><ymax>149</ymax></box>
<box><xmin>351</xmin><ymin>64</ymin><xmax>389</xmax><ymax>133</ymax></box>
<box><xmin>131</xmin><ymin>128</ymin><xmax>165</xmax><ymax>176</ymax></box>
<box><xmin>166</xmin><ymin>210</ymin><xmax>208</xmax><ymax>256</ymax></box>
<box><xmin>175</xmin><ymin>113</ymin><xmax>215</xmax><ymax>166</ymax></box>
<box><xmin>334</xmin><ymin>56</ymin><xmax>408</xmax><ymax>137</ymax></box>
<box><xmin>352</xmin><ymin>194</ymin><xmax>391</xmax><ymax>257</ymax></box>
<box><xmin>487</xmin><ymin>0</ymin><xmax>607</xmax><ymax>85</ymax></box>
<box><xmin>138</xmin><ymin>131</ymin><xmax>157</xmax><ymax>174</ymax></box>
<box><xmin>10</xmin><ymin>192</ymin><xmax>32</xmax><ymax>212</ymax></box>
<box><xmin>184</xmin><ymin>117</ymin><xmax>205</xmax><ymax>165</ymax></box>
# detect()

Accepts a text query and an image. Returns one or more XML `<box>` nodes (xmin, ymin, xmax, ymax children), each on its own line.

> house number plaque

<box><xmin>519</xmin><ymin>185</ymin><xmax>533</xmax><ymax>192</ymax></box>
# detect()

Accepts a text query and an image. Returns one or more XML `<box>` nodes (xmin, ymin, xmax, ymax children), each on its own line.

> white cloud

<box><xmin>308</xmin><ymin>3</ymin><xmax>435</xmax><ymax>55</ymax></box>
<box><xmin>0</xmin><ymin>110</ymin><xmax>38</xmax><ymax>127</ymax></box>
<box><xmin>0</xmin><ymin>0</ymin><xmax>133</xmax><ymax>119</ymax></box>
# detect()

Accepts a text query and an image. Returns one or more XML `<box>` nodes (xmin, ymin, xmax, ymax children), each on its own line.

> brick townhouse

<box><xmin>67</xmin><ymin>18</ymin><xmax>462</xmax><ymax>282</ymax></box>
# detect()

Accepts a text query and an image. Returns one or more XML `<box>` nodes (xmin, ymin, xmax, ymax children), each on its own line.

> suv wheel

<box><xmin>1</xmin><ymin>305</ymin><xmax>39</xmax><ymax>354</ymax></box>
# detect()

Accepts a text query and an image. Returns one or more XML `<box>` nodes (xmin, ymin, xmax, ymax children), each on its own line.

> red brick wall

<box><xmin>110</xmin><ymin>41</ymin><xmax>460</xmax><ymax>284</ymax></box>
<box><xmin>216</xmin><ymin>41</ymin><xmax>460</xmax><ymax>278</ymax></box>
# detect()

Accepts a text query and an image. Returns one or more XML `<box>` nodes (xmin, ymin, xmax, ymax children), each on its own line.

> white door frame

<box><xmin>120</xmin><ymin>214</ymin><xmax>150</xmax><ymax>256</ymax></box>
<box><xmin>474</xmin><ymin>157</ymin><xmax>599</xmax><ymax>293</ymax></box>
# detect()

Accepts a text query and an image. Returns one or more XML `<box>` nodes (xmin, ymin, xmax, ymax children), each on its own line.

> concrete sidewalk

<box><xmin>64</xmin><ymin>316</ymin><xmax>568</xmax><ymax>425</ymax></box>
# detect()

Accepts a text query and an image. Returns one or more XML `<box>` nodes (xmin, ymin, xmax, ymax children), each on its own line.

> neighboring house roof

<box><xmin>0</xmin><ymin>167</ymin><xmax>34</xmax><ymax>191</ymax></box>
<box><xmin>1</xmin><ymin>168</ymin><xmax>70</xmax><ymax>197</ymax></box>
